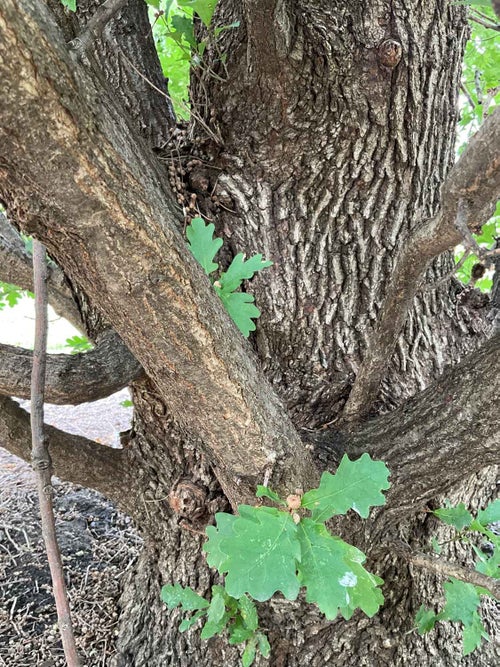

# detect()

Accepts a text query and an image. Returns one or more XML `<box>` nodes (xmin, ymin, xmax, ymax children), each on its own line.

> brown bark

<box><xmin>192</xmin><ymin>0</ymin><xmax>487</xmax><ymax>428</ymax></box>
<box><xmin>0</xmin><ymin>0</ymin><xmax>316</xmax><ymax>505</ymax></box>
<box><xmin>344</xmin><ymin>107</ymin><xmax>500</xmax><ymax>420</ymax></box>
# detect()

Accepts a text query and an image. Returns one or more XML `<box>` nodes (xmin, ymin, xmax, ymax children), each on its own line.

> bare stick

<box><xmin>469</xmin><ymin>12</ymin><xmax>500</xmax><ymax>32</ymax></box>
<box><xmin>31</xmin><ymin>240</ymin><xmax>81</xmax><ymax>667</ymax></box>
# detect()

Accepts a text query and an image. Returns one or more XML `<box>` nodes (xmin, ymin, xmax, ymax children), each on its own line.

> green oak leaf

<box><xmin>228</xmin><ymin>618</ymin><xmax>255</xmax><ymax>644</ymax></box>
<box><xmin>439</xmin><ymin>579</ymin><xmax>480</xmax><ymax>625</ymax></box>
<box><xmin>186</xmin><ymin>217</ymin><xmax>223</xmax><ymax>275</ymax></box>
<box><xmin>178</xmin><ymin>0</ymin><xmax>217</xmax><ymax>27</ymax></box>
<box><xmin>297</xmin><ymin>519</ymin><xmax>384</xmax><ymax>620</ymax></box>
<box><xmin>238</xmin><ymin>595</ymin><xmax>258</xmax><ymax>631</ymax></box>
<box><xmin>216</xmin><ymin>290</ymin><xmax>261</xmax><ymax>338</ymax></box>
<box><xmin>161</xmin><ymin>583</ymin><xmax>209</xmax><ymax>611</ymax></box>
<box><xmin>206</xmin><ymin>590</ymin><xmax>226</xmax><ymax>624</ymax></box>
<box><xmin>415</xmin><ymin>606</ymin><xmax>438</xmax><ymax>634</ymax></box>
<box><xmin>255</xmin><ymin>485</ymin><xmax>286</xmax><ymax>506</ymax></box>
<box><xmin>242</xmin><ymin>640</ymin><xmax>257</xmax><ymax>667</ymax></box>
<box><xmin>431</xmin><ymin>537</ymin><xmax>442</xmax><ymax>554</ymax></box>
<box><xmin>171</xmin><ymin>14</ymin><xmax>197</xmax><ymax>48</ymax></box>
<box><xmin>301</xmin><ymin>453</ymin><xmax>390</xmax><ymax>522</ymax></box>
<box><xmin>433</xmin><ymin>502</ymin><xmax>473</xmax><ymax>530</ymax></box>
<box><xmin>219</xmin><ymin>253</ymin><xmax>273</xmax><ymax>293</ymax></box>
<box><xmin>477</xmin><ymin>499</ymin><xmax>500</xmax><ymax>526</ymax></box>
<box><xmin>61</xmin><ymin>0</ymin><xmax>77</xmax><ymax>11</ymax></box>
<box><xmin>462</xmin><ymin>613</ymin><xmax>489</xmax><ymax>656</ymax></box>
<box><xmin>204</xmin><ymin>505</ymin><xmax>300</xmax><ymax>601</ymax></box>
<box><xmin>200</xmin><ymin>614</ymin><xmax>230</xmax><ymax>640</ymax></box>
<box><xmin>473</xmin><ymin>543</ymin><xmax>500</xmax><ymax>580</ymax></box>
<box><xmin>179</xmin><ymin>609</ymin><xmax>207</xmax><ymax>632</ymax></box>
<box><xmin>257</xmin><ymin>632</ymin><xmax>271</xmax><ymax>657</ymax></box>
<box><xmin>204</xmin><ymin>512</ymin><xmax>237</xmax><ymax>571</ymax></box>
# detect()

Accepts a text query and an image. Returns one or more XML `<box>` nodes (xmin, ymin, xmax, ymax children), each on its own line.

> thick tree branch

<box><xmin>337</xmin><ymin>333</ymin><xmax>500</xmax><ymax>531</ymax></box>
<box><xmin>0</xmin><ymin>330</ymin><xmax>143</xmax><ymax>404</ymax></box>
<box><xmin>0</xmin><ymin>0</ymin><xmax>316</xmax><ymax>504</ymax></box>
<box><xmin>0</xmin><ymin>395</ymin><xmax>130</xmax><ymax>504</ymax></box>
<box><xmin>343</xmin><ymin>107</ymin><xmax>500</xmax><ymax>421</ymax></box>
<box><xmin>0</xmin><ymin>213</ymin><xmax>83</xmax><ymax>330</ymax></box>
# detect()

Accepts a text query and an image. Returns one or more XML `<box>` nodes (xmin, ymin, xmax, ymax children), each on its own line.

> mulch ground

<box><xmin>0</xmin><ymin>480</ymin><xmax>141</xmax><ymax>666</ymax></box>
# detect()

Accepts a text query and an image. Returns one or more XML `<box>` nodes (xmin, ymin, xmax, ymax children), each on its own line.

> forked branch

<box><xmin>343</xmin><ymin>107</ymin><xmax>500</xmax><ymax>421</ymax></box>
<box><xmin>0</xmin><ymin>0</ymin><xmax>316</xmax><ymax>506</ymax></box>
<box><xmin>70</xmin><ymin>0</ymin><xmax>128</xmax><ymax>55</ymax></box>
<box><xmin>341</xmin><ymin>333</ymin><xmax>500</xmax><ymax>529</ymax></box>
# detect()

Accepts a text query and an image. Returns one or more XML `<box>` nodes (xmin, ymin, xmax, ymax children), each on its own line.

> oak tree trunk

<box><xmin>0</xmin><ymin>1</ymin><xmax>498</xmax><ymax>666</ymax></box>
<box><xmin>111</xmin><ymin>4</ymin><xmax>496</xmax><ymax>664</ymax></box>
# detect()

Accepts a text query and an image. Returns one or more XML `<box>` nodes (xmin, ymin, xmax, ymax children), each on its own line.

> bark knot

<box><xmin>168</xmin><ymin>479</ymin><xmax>207</xmax><ymax>520</ymax></box>
<box><xmin>378</xmin><ymin>39</ymin><xmax>403</xmax><ymax>69</ymax></box>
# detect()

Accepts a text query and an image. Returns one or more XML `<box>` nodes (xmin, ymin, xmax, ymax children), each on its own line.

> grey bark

<box><xmin>0</xmin><ymin>330</ymin><xmax>143</xmax><ymax>404</ymax></box>
<box><xmin>0</xmin><ymin>395</ymin><xmax>130</xmax><ymax>505</ymax></box>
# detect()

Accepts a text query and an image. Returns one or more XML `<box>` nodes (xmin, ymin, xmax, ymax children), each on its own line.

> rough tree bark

<box><xmin>0</xmin><ymin>1</ymin><xmax>499</xmax><ymax>666</ymax></box>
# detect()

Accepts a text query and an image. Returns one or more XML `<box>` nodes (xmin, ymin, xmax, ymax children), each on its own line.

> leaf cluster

<box><xmin>186</xmin><ymin>217</ymin><xmax>272</xmax><ymax>337</ymax></box>
<box><xmin>416</xmin><ymin>499</ymin><xmax>499</xmax><ymax>655</ymax></box>
<box><xmin>0</xmin><ymin>282</ymin><xmax>32</xmax><ymax>310</ymax></box>
<box><xmin>161</xmin><ymin>584</ymin><xmax>270</xmax><ymax>667</ymax></box>
<box><xmin>162</xmin><ymin>454</ymin><xmax>390</xmax><ymax>665</ymax></box>
<box><xmin>204</xmin><ymin>454</ymin><xmax>390</xmax><ymax>620</ymax></box>
<box><xmin>146</xmin><ymin>0</ymin><xmax>239</xmax><ymax>119</ymax></box>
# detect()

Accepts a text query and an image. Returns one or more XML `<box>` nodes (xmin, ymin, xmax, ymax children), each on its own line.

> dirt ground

<box><xmin>0</xmin><ymin>393</ymin><xmax>140</xmax><ymax>667</ymax></box>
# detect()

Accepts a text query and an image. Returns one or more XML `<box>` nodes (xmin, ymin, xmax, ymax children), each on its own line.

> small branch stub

<box><xmin>378</xmin><ymin>39</ymin><xmax>403</xmax><ymax>69</ymax></box>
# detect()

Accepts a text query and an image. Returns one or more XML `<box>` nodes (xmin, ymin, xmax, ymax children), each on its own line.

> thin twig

<box><xmin>389</xmin><ymin>541</ymin><xmax>500</xmax><ymax>599</ymax></box>
<box><xmin>70</xmin><ymin>0</ymin><xmax>128</xmax><ymax>55</ymax></box>
<box><xmin>469</xmin><ymin>14</ymin><xmax>500</xmax><ymax>32</ymax></box>
<box><xmin>117</xmin><ymin>49</ymin><xmax>223</xmax><ymax>146</ymax></box>
<box><xmin>471</xmin><ymin>7</ymin><xmax>498</xmax><ymax>22</ymax></box>
<box><xmin>31</xmin><ymin>240</ymin><xmax>81</xmax><ymax>667</ymax></box>
<box><xmin>460</xmin><ymin>83</ymin><xmax>475</xmax><ymax>111</ymax></box>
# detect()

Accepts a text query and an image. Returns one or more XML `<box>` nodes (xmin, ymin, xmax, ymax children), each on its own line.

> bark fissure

<box><xmin>192</xmin><ymin>0</ymin><xmax>483</xmax><ymax>429</ymax></box>
<box><xmin>1</xmin><ymin>1</ymin><xmax>499</xmax><ymax>665</ymax></box>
